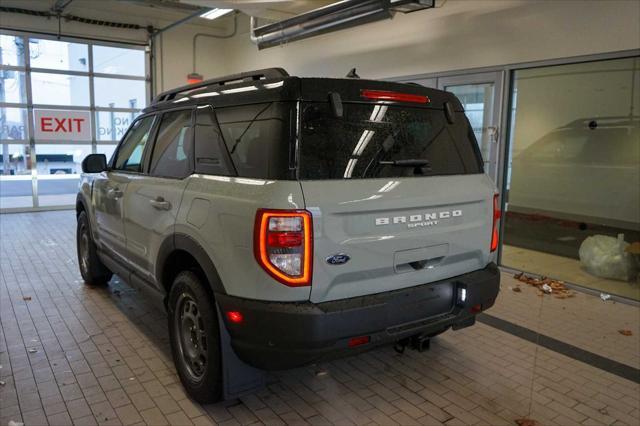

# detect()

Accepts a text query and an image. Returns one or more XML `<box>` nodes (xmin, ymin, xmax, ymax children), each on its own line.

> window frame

<box><xmin>147</xmin><ymin>107</ymin><xmax>196</xmax><ymax>180</ymax></box>
<box><xmin>193</xmin><ymin>104</ymin><xmax>237</xmax><ymax>177</ymax></box>
<box><xmin>110</xmin><ymin>113</ymin><xmax>158</xmax><ymax>175</ymax></box>
<box><xmin>0</xmin><ymin>29</ymin><xmax>150</xmax><ymax>211</ymax></box>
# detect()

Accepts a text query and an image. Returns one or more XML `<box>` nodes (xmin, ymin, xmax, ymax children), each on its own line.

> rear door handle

<box><xmin>149</xmin><ymin>196</ymin><xmax>171</xmax><ymax>210</ymax></box>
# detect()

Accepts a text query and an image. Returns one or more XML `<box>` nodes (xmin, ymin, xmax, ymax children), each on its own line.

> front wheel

<box><xmin>77</xmin><ymin>211</ymin><xmax>112</xmax><ymax>285</ymax></box>
<box><xmin>168</xmin><ymin>271</ymin><xmax>222</xmax><ymax>403</ymax></box>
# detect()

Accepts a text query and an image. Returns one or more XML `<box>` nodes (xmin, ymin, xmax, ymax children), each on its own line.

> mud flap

<box><xmin>216</xmin><ymin>307</ymin><xmax>266</xmax><ymax>400</ymax></box>
<box><xmin>452</xmin><ymin>316</ymin><xmax>476</xmax><ymax>330</ymax></box>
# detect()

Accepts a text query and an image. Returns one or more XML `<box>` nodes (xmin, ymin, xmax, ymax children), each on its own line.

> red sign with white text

<box><xmin>34</xmin><ymin>109</ymin><xmax>92</xmax><ymax>141</ymax></box>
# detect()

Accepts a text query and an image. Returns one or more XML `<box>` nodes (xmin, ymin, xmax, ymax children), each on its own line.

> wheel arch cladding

<box><xmin>156</xmin><ymin>233</ymin><xmax>227</xmax><ymax>297</ymax></box>
<box><xmin>75</xmin><ymin>194</ymin><xmax>87</xmax><ymax>217</ymax></box>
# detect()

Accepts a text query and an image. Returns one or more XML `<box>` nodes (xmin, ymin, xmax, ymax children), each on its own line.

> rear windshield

<box><xmin>299</xmin><ymin>102</ymin><xmax>483</xmax><ymax>180</ymax></box>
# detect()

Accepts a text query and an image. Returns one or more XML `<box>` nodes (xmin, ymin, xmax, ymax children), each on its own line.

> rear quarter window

<box><xmin>216</xmin><ymin>102</ymin><xmax>293</xmax><ymax>180</ymax></box>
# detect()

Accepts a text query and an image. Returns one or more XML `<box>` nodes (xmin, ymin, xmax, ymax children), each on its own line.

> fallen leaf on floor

<box><xmin>515</xmin><ymin>418</ymin><xmax>541</xmax><ymax>426</ymax></box>
<box><xmin>625</xmin><ymin>241</ymin><xmax>640</xmax><ymax>254</ymax></box>
<box><xmin>512</xmin><ymin>286</ymin><xmax>522</xmax><ymax>293</ymax></box>
<box><xmin>513</xmin><ymin>272</ymin><xmax>573</xmax><ymax>299</ymax></box>
<box><xmin>618</xmin><ymin>329</ymin><xmax>633</xmax><ymax>336</ymax></box>
<box><xmin>22</xmin><ymin>296</ymin><xmax>32</xmax><ymax>301</ymax></box>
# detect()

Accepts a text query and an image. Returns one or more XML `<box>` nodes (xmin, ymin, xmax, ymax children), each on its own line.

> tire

<box><xmin>77</xmin><ymin>211</ymin><xmax>113</xmax><ymax>286</ymax></box>
<box><xmin>168</xmin><ymin>271</ymin><xmax>222</xmax><ymax>403</ymax></box>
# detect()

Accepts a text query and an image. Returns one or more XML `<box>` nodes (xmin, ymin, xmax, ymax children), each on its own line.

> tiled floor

<box><xmin>501</xmin><ymin>245</ymin><xmax>640</xmax><ymax>301</ymax></box>
<box><xmin>1</xmin><ymin>211</ymin><xmax>639</xmax><ymax>426</ymax></box>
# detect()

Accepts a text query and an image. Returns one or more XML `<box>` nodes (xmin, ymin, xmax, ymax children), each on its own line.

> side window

<box><xmin>194</xmin><ymin>106</ymin><xmax>234</xmax><ymax>176</ymax></box>
<box><xmin>150</xmin><ymin>109</ymin><xmax>193</xmax><ymax>178</ymax></box>
<box><xmin>217</xmin><ymin>102</ymin><xmax>291</xmax><ymax>179</ymax></box>
<box><xmin>113</xmin><ymin>116</ymin><xmax>155</xmax><ymax>172</ymax></box>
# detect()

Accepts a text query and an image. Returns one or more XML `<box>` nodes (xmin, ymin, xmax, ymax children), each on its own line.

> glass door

<box><xmin>438</xmin><ymin>72</ymin><xmax>503</xmax><ymax>182</ymax></box>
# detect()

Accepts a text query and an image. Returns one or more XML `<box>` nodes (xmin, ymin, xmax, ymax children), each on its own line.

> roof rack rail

<box><xmin>152</xmin><ymin>68</ymin><xmax>289</xmax><ymax>104</ymax></box>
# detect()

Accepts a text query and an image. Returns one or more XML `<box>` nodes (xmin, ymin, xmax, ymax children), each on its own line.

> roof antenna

<box><xmin>346</xmin><ymin>68</ymin><xmax>360</xmax><ymax>79</ymax></box>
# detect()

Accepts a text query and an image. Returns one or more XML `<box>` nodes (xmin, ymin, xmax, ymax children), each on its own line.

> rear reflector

<box><xmin>254</xmin><ymin>209</ymin><xmax>313</xmax><ymax>287</ymax></box>
<box><xmin>361</xmin><ymin>89</ymin><xmax>430</xmax><ymax>104</ymax></box>
<box><xmin>469</xmin><ymin>304</ymin><xmax>482</xmax><ymax>314</ymax></box>
<box><xmin>491</xmin><ymin>193</ymin><xmax>501</xmax><ymax>252</ymax></box>
<box><xmin>226</xmin><ymin>311</ymin><xmax>243</xmax><ymax>323</ymax></box>
<box><xmin>348</xmin><ymin>336</ymin><xmax>370</xmax><ymax>348</ymax></box>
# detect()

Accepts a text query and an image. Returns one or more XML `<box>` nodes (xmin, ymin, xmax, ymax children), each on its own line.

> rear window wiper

<box><xmin>379</xmin><ymin>159</ymin><xmax>431</xmax><ymax>175</ymax></box>
<box><xmin>379</xmin><ymin>159</ymin><xmax>430</xmax><ymax>167</ymax></box>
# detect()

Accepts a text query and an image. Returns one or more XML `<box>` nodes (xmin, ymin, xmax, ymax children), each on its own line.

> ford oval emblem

<box><xmin>326</xmin><ymin>253</ymin><xmax>350</xmax><ymax>265</ymax></box>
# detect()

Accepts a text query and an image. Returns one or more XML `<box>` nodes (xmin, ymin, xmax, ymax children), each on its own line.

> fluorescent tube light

<box><xmin>200</xmin><ymin>8</ymin><xmax>233</xmax><ymax>20</ymax></box>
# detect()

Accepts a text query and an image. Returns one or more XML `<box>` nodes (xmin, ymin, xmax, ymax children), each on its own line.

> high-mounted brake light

<box><xmin>361</xmin><ymin>89</ymin><xmax>430</xmax><ymax>104</ymax></box>
<box><xmin>491</xmin><ymin>194</ymin><xmax>501</xmax><ymax>252</ymax></box>
<box><xmin>254</xmin><ymin>209</ymin><xmax>313</xmax><ymax>287</ymax></box>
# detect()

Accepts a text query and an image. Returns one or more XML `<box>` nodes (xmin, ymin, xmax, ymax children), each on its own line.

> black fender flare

<box><xmin>75</xmin><ymin>193</ymin><xmax>99</xmax><ymax>241</ymax></box>
<box><xmin>156</xmin><ymin>233</ymin><xmax>226</xmax><ymax>295</ymax></box>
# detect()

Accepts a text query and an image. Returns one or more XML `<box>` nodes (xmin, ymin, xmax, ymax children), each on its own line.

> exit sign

<box><xmin>34</xmin><ymin>109</ymin><xmax>92</xmax><ymax>141</ymax></box>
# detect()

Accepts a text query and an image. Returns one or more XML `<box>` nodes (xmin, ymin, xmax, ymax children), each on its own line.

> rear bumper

<box><xmin>216</xmin><ymin>263</ymin><xmax>500</xmax><ymax>370</ymax></box>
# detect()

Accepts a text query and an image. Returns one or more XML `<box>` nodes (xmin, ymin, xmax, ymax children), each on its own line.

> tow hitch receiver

<box><xmin>394</xmin><ymin>334</ymin><xmax>431</xmax><ymax>354</ymax></box>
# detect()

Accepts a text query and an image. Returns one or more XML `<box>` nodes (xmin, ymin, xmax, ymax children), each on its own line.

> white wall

<box><xmin>218</xmin><ymin>0</ymin><xmax>640</xmax><ymax>80</ymax></box>
<box><xmin>154</xmin><ymin>25</ymin><xmax>230</xmax><ymax>93</ymax></box>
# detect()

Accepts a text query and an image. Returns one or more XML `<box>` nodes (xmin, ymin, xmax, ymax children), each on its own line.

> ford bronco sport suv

<box><xmin>77</xmin><ymin>68</ymin><xmax>500</xmax><ymax>403</ymax></box>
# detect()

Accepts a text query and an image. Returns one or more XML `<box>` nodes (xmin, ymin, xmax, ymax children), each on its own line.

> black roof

<box><xmin>144</xmin><ymin>68</ymin><xmax>463</xmax><ymax>114</ymax></box>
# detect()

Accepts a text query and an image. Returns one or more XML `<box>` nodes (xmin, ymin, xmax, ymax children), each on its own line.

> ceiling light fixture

<box><xmin>200</xmin><ymin>8</ymin><xmax>233</xmax><ymax>20</ymax></box>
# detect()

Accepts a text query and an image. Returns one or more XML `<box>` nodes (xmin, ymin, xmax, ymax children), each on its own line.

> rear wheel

<box><xmin>168</xmin><ymin>271</ymin><xmax>222</xmax><ymax>403</ymax></box>
<box><xmin>77</xmin><ymin>211</ymin><xmax>112</xmax><ymax>285</ymax></box>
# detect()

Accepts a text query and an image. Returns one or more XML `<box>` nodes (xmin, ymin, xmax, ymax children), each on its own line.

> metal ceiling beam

<box><xmin>123</xmin><ymin>0</ymin><xmax>204</xmax><ymax>12</ymax></box>
<box><xmin>51</xmin><ymin>0</ymin><xmax>74</xmax><ymax>14</ymax></box>
<box><xmin>152</xmin><ymin>7</ymin><xmax>211</xmax><ymax>36</ymax></box>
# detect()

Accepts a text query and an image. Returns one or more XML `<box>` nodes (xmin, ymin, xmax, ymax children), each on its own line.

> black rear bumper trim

<box><xmin>216</xmin><ymin>263</ymin><xmax>500</xmax><ymax>370</ymax></box>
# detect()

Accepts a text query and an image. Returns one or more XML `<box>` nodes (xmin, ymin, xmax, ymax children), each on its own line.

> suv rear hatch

<box><xmin>298</xmin><ymin>81</ymin><xmax>497</xmax><ymax>303</ymax></box>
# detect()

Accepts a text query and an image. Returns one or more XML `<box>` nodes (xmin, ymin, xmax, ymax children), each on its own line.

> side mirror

<box><xmin>82</xmin><ymin>154</ymin><xmax>108</xmax><ymax>173</ymax></box>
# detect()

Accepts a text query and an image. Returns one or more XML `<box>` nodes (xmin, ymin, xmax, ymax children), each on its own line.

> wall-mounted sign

<box><xmin>34</xmin><ymin>109</ymin><xmax>92</xmax><ymax>141</ymax></box>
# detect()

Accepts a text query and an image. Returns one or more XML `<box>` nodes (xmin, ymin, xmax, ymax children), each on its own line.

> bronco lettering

<box><xmin>375</xmin><ymin>210</ymin><xmax>463</xmax><ymax>226</ymax></box>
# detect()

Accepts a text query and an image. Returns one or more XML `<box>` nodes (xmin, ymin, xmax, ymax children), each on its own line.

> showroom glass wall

<box><xmin>0</xmin><ymin>32</ymin><xmax>148</xmax><ymax>210</ymax></box>
<box><xmin>503</xmin><ymin>56</ymin><xmax>640</xmax><ymax>300</ymax></box>
<box><xmin>399</xmin><ymin>52</ymin><xmax>639</xmax><ymax>300</ymax></box>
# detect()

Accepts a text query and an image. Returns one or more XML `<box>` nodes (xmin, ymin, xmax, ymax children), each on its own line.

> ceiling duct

<box><xmin>250</xmin><ymin>0</ymin><xmax>393</xmax><ymax>50</ymax></box>
<box><xmin>250</xmin><ymin>0</ymin><xmax>435</xmax><ymax>49</ymax></box>
<box><xmin>390</xmin><ymin>0</ymin><xmax>434</xmax><ymax>13</ymax></box>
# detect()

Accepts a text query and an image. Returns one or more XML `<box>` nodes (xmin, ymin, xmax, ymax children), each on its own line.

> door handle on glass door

<box><xmin>149</xmin><ymin>197</ymin><xmax>171</xmax><ymax>210</ymax></box>
<box><xmin>487</xmin><ymin>126</ymin><xmax>499</xmax><ymax>143</ymax></box>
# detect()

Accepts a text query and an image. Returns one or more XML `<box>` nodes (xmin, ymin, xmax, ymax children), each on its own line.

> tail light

<box><xmin>254</xmin><ymin>209</ymin><xmax>313</xmax><ymax>286</ymax></box>
<box><xmin>491</xmin><ymin>193</ymin><xmax>501</xmax><ymax>252</ymax></box>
